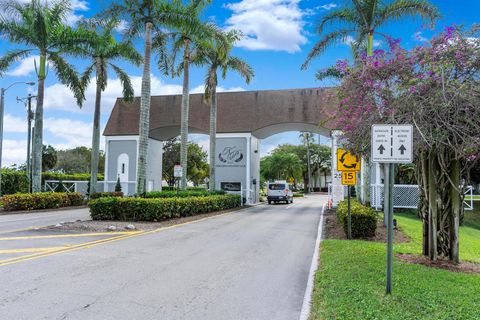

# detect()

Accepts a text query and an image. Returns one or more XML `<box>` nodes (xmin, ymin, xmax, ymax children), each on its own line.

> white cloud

<box><xmin>44</xmin><ymin>117</ymin><xmax>94</xmax><ymax>150</ymax></box>
<box><xmin>114</xmin><ymin>19</ymin><xmax>129</xmax><ymax>33</ymax></box>
<box><xmin>44</xmin><ymin>74</ymin><xmax>184</xmax><ymax>114</ymax></box>
<box><xmin>224</xmin><ymin>0</ymin><xmax>307</xmax><ymax>53</ymax></box>
<box><xmin>13</xmin><ymin>0</ymin><xmax>89</xmax><ymax>26</ymax></box>
<box><xmin>6</xmin><ymin>55</ymin><xmax>39</xmax><ymax>77</ymax></box>
<box><xmin>413</xmin><ymin>31</ymin><xmax>428</xmax><ymax>42</ymax></box>
<box><xmin>320</xmin><ymin>3</ymin><xmax>337</xmax><ymax>10</ymax></box>
<box><xmin>4</xmin><ymin>114</ymin><xmax>28</xmax><ymax>133</ymax></box>
<box><xmin>44</xmin><ymin>74</ymin><xmax>246</xmax><ymax>115</ymax></box>
<box><xmin>3</xmin><ymin>139</ymin><xmax>27</xmax><ymax>166</ymax></box>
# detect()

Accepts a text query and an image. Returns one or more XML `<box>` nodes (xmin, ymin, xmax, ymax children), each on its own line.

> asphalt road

<box><xmin>0</xmin><ymin>195</ymin><xmax>326</xmax><ymax>320</ymax></box>
<box><xmin>0</xmin><ymin>208</ymin><xmax>91</xmax><ymax>233</ymax></box>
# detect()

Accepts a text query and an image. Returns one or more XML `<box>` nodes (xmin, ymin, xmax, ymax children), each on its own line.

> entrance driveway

<box><xmin>0</xmin><ymin>195</ymin><xmax>326</xmax><ymax>320</ymax></box>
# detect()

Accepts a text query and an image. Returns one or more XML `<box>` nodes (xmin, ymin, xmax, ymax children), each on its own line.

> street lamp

<box><xmin>17</xmin><ymin>94</ymin><xmax>37</xmax><ymax>193</ymax></box>
<box><xmin>0</xmin><ymin>81</ymin><xmax>36</xmax><ymax>196</ymax></box>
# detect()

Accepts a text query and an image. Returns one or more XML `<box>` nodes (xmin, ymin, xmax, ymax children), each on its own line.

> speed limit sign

<box><xmin>341</xmin><ymin>172</ymin><xmax>356</xmax><ymax>186</ymax></box>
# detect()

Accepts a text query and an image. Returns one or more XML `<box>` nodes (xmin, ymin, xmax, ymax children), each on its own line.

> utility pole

<box><xmin>0</xmin><ymin>81</ymin><xmax>35</xmax><ymax>196</ymax></box>
<box><xmin>17</xmin><ymin>94</ymin><xmax>37</xmax><ymax>192</ymax></box>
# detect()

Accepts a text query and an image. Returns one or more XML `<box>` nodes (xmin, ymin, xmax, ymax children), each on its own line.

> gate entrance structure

<box><xmin>103</xmin><ymin>88</ymin><xmax>337</xmax><ymax>203</ymax></box>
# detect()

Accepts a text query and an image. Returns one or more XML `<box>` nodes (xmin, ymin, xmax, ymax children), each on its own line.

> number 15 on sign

<box><xmin>341</xmin><ymin>172</ymin><xmax>356</xmax><ymax>186</ymax></box>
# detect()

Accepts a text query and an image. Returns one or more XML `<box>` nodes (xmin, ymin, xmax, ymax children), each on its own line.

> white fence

<box><xmin>328</xmin><ymin>183</ymin><xmax>474</xmax><ymax>211</ymax></box>
<box><xmin>370</xmin><ymin>184</ymin><xmax>473</xmax><ymax>211</ymax></box>
<box><xmin>44</xmin><ymin>180</ymin><xmax>136</xmax><ymax>196</ymax></box>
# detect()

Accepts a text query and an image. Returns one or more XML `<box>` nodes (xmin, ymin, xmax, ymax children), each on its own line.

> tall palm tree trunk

<box><xmin>137</xmin><ymin>22</ymin><xmax>153</xmax><ymax>195</ymax></box>
<box><xmin>89</xmin><ymin>59</ymin><xmax>102</xmax><ymax>197</ymax></box>
<box><xmin>208</xmin><ymin>84</ymin><xmax>217</xmax><ymax>192</ymax></box>
<box><xmin>32</xmin><ymin>54</ymin><xmax>46</xmax><ymax>193</ymax></box>
<box><xmin>180</xmin><ymin>39</ymin><xmax>190</xmax><ymax>190</ymax></box>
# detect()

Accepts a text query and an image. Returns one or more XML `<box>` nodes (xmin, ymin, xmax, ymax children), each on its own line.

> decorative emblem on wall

<box><xmin>218</xmin><ymin>146</ymin><xmax>244</xmax><ymax>164</ymax></box>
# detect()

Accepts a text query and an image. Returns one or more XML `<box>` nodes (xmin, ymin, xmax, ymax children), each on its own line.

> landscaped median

<box><xmin>309</xmin><ymin>202</ymin><xmax>480</xmax><ymax>320</ymax></box>
<box><xmin>2</xmin><ymin>192</ymin><xmax>84</xmax><ymax>211</ymax></box>
<box><xmin>89</xmin><ymin>194</ymin><xmax>241</xmax><ymax>221</ymax></box>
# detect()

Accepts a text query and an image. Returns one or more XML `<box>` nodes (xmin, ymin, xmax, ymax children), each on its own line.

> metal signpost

<box><xmin>337</xmin><ymin>148</ymin><xmax>361</xmax><ymax>240</ymax></box>
<box><xmin>371</xmin><ymin>124</ymin><xmax>413</xmax><ymax>295</ymax></box>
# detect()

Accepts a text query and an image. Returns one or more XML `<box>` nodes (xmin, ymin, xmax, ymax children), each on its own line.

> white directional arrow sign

<box><xmin>371</xmin><ymin>124</ymin><xmax>413</xmax><ymax>163</ymax></box>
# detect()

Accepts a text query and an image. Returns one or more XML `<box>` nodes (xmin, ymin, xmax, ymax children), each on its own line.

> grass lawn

<box><xmin>310</xmin><ymin>203</ymin><xmax>480</xmax><ymax>320</ymax></box>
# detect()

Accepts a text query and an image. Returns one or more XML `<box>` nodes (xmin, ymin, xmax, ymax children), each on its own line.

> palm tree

<box><xmin>78</xmin><ymin>18</ymin><xmax>143</xmax><ymax>196</ymax></box>
<box><xmin>0</xmin><ymin>0</ymin><xmax>92</xmax><ymax>192</ymax></box>
<box><xmin>194</xmin><ymin>30</ymin><xmax>254</xmax><ymax>191</ymax></box>
<box><xmin>300</xmin><ymin>132</ymin><xmax>314</xmax><ymax>193</ymax></box>
<box><xmin>302</xmin><ymin>0</ymin><xmax>439</xmax><ymax>68</ymax></box>
<box><xmin>157</xmin><ymin>0</ymin><xmax>220</xmax><ymax>190</ymax></box>
<box><xmin>103</xmin><ymin>0</ymin><xmax>196</xmax><ymax>195</ymax></box>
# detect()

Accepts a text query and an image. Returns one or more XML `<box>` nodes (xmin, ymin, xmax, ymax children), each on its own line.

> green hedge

<box><xmin>42</xmin><ymin>172</ymin><xmax>104</xmax><ymax>182</ymax></box>
<box><xmin>1</xmin><ymin>169</ymin><xmax>29</xmax><ymax>194</ymax></box>
<box><xmin>145</xmin><ymin>190</ymin><xmax>225</xmax><ymax>198</ymax></box>
<box><xmin>90</xmin><ymin>192</ymin><xmax>123</xmax><ymax>199</ymax></box>
<box><xmin>2</xmin><ymin>192</ymin><xmax>84</xmax><ymax>211</ymax></box>
<box><xmin>89</xmin><ymin>194</ymin><xmax>241</xmax><ymax>221</ymax></box>
<box><xmin>160</xmin><ymin>186</ymin><xmax>208</xmax><ymax>192</ymax></box>
<box><xmin>337</xmin><ymin>200</ymin><xmax>378</xmax><ymax>238</ymax></box>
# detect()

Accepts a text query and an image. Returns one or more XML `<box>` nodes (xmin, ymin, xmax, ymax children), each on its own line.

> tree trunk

<box><xmin>367</xmin><ymin>32</ymin><xmax>374</xmax><ymax>56</ymax></box>
<box><xmin>180</xmin><ymin>39</ymin><xmax>190</xmax><ymax>190</ymax></box>
<box><xmin>208</xmin><ymin>83</ymin><xmax>217</xmax><ymax>192</ymax></box>
<box><xmin>136</xmin><ymin>22</ymin><xmax>153</xmax><ymax>195</ymax></box>
<box><xmin>428</xmin><ymin>151</ymin><xmax>438</xmax><ymax>261</ymax></box>
<box><xmin>419</xmin><ymin>151</ymin><xmax>430</xmax><ymax>256</ymax></box>
<box><xmin>305</xmin><ymin>135</ymin><xmax>312</xmax><ymax>193</ymax></box>
<box><xmin>32</xmin><ymin>54</ymin><xmax>47</xmax><ymax>193</ymax></box>
<box><xmin>89</xmin><ymin>59</ymin><xmax>102</xmax><ymax>197</ymax></box>
<box><xmin>449</xmin><ymin>159</ymin><xmax>460</xmax><ymax>263</ymax></box>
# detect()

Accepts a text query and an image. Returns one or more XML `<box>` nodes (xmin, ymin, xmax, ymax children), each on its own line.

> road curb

<box><xmin>299</xmin><ymin>202</ymin><xmax>326</xmax><ymax>320</ymax></box>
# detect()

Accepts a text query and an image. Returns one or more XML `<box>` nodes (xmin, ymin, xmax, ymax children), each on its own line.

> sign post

<box><xmin>337</xmin><ymin>149</ymin><xmax>361</xmax><ymax>240</ymax></box>
<box><xmin>371</xmin><ymin>124</ymin><xmax>413</xmax><ymax>295</ymax></box>
<box><xmin>174</xmin><ymin>164</ymin><xmax>183</xmax><ymax>195</ymax></box>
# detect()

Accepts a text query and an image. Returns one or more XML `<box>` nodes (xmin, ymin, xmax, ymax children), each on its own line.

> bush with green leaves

<box><xmin>1</xmin><ymin>169</ymin><xmax>29</xmax><ymax>195</ymax></box>
<box><xmin>89</xmin><ymin>194</ymin><xmax>240</xmax><ymax>221</ymax></box>
<box><xmin>337</xmin><ymin>200</ymin><xmax>378</xmax><ymax>238</ymax></box>
<box><xmin>90</xmin><ymin>192</ymin><xmax>124</xmax><ymax>199</ymax></box>
<box><xmin>42</xmin><ymin>172</ymin><xmax>104</xmax><ymax>182</ymax></box>
<box><xmin>145</xmin><ymin>190</ymin><xmax>225</xmax><ymax>198</ymax></box>
<box><xmin>2</xmin><ymin>192</ymin><xmax>84</xmax><ymax>211</ymax></box>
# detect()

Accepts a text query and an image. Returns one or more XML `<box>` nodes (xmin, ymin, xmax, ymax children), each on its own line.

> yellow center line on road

<box><xmin>0</xmin><ymin>210</ymin><xmax>238</xmax><ymax>268</ymax></box>
<box><xmin>0</xmin><ymin>247</ymin><xmax>70</xmax><ymax>254</ymax></box>
<box><xmin>0</xmin><ymin>231</ymin><xmax>137</xmax><ymax>241</ymax></box>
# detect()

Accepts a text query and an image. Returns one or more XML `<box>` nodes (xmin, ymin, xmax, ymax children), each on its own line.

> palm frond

<box><xmin>0</xmin><ymin>49</ymin><xmax>32</xmax><ymax>76</ymax></box>
<box><xmin>315</xmin><ymin>66</ymin><xmax>344</xmax><ymax>81</ymax></box>
<box><xmin>225</xmin><ymin>57</ymin><xmax>254</xmax><ymax>84</ymax></box>
<box><xmin>48</xmin><ymin>52</ymin><xmax>84</xmax><ymax>107</ymax></box>
<box><xmin>317</xmin><ymin>8</ymin><xmax>360</xmax><ymax>34</ymax></box>
<box><xmin>302</xmin><ymin>29</ymin><xmax>353</xmax><ymax>70</ymax></box>
<box><xmin>80</xmin><ymin>62</ymin><xmax>95</xmax><ymax>92</ymax></box>
<box><xmin>109</xmin><ymin>63</ymin><xmax>135</xmax><ymax>101</ymax></box>
<box><xmin>377</xmin><ymin>0</ymin><xmax>440</xmax><ymax>27</ymax></box>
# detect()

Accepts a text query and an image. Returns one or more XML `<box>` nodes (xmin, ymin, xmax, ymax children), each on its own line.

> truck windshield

<box><xmin>269</xmin><ymin>184</ymin><xmax>285</xmax><ymax>190</ymax></box>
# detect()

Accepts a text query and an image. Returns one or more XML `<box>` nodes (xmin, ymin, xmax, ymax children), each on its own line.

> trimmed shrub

<box><xmin>89</xmin><ymin>194</ymin><xmax>241</xmax><ymax>221</ymax></box>
<box><xmin>161</xmin><ymin>186</ymin><xmax>208</xmax><ymax>192</ymax></box>
<box><xmin>1</xmin><ymin>169</ymin><xmax>29</xmax><ymax>195</ymax></box>
<box><xmin>337</xmin><ymin>200</ymin><xmax>378</xmax><ymax>238</ymax></box>
<box><xmin>90</xmin><ymin>192</ymin><xmax>124</xmax><ymax>199</ymax></box>
<box><xmin>42</xmin><ymin>172</ymin><xmax>104</xmax><ymax>182</ymax></box>
<box><xmin>2</xmin><ymin>192</ymin><xmax>84</xmax><ymax>211</ymax></box>
<box><xmin>145</xmin><ymin>190</ymin><xmax>225</xmax><ymax>199</ymax></box>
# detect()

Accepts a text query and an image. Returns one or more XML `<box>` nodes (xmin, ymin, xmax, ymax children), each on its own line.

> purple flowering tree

<box><xmin>331</xmin><ymin>26</ymin><xmax>480</xmax><ymax>262</ymax></box>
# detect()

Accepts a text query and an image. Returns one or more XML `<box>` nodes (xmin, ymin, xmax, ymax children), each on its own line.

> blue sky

<box><xmin>1</xmin><ymin>0</ymin><xmax>479</xmax><ymax>166</ymax></box>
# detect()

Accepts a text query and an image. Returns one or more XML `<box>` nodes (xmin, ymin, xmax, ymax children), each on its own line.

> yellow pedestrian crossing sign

<box><xmin>336</xmin><ymin>148</ymin><xmax>361</xmax><ymax>172</ymax></box>
<box><xmin>342</xmin><ymin>172</ymin><xmax>356</xmax><ymax>186</ymax></box>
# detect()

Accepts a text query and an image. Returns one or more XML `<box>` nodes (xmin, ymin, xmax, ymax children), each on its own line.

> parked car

<box><xmin>267</xmin><ymin>181</ymin><xmax>293</xmax><ymax>204</ymax></box>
